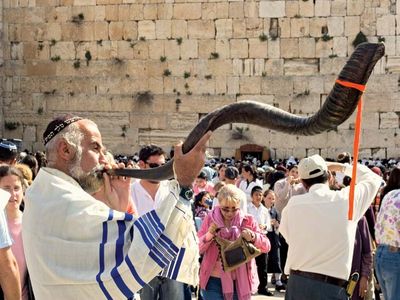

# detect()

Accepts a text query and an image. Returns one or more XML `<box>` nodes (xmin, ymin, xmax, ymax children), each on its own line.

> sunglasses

<box><xmin>220</xmin><ymin>207</ymin><xmax>240</xmax><ymax>213</ymax></box>
<box><xmin>146</xmin><ymin>162</ymin><xmax>164</xmax><ymax>168</ymax></box>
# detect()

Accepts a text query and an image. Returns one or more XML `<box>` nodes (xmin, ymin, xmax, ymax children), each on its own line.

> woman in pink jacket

<box><xmin>198</xmin><ymin>184</ymin><xmax>270</xmax><ymax>300</ymax></box>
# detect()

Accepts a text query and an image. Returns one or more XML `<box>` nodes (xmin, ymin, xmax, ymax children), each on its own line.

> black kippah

<box><xmin>43</xmin><ymin>115</ymin><xmax>82</xmax><ymax>146</ymax></box>
<box><xmin>0</xmin><ymin>140</ymin><xmax>18</xmax><ymax>161</ymax></box>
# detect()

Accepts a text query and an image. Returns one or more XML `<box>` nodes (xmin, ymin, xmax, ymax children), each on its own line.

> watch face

<box><xmin>185</xmin><ymin>190</ymin><xmax>194</xmax><ymax>199</ymax></box>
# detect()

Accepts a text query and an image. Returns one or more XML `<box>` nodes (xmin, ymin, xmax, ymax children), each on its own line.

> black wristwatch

<box><xmin>179</xmin><ymin>186</ymin><xmax>194</xmax><ymax>201</ymax></box>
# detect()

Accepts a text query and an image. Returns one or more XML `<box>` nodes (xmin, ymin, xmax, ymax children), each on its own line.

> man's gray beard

<box><xmin>69</xmin><ymin>158</ymin><xmax>104</xmax><ymax>195</ymax></box>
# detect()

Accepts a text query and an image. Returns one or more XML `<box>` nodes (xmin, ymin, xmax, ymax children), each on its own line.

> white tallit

<box><xmin>22</xmin><ymin>167</ymin><xmax>199</xmax><ymax>299</ymax></box>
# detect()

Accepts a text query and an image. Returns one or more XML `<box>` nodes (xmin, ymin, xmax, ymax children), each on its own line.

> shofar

<box><xmin>110</xmin><ymin>42</ymin><xmax>385</xmax><ymax>181</ymax></box>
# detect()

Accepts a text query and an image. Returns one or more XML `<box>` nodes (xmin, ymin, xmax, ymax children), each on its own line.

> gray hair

<box><xmin>45</xmin><ymin>122</ymin><xmax>84</xmax><ymax>167</ymax></box>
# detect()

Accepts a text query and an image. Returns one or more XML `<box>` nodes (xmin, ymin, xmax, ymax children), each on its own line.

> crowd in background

<box><xmin>1</xmin><ymin>136</ymin><xmax>399</xmax><ymax>300</ymax></box>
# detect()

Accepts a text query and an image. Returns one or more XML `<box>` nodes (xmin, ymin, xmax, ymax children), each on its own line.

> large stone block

<box><xmin>143</xmin><ymin>4</ymin><xmax>157</xmax><ymax>20</ymax></box>
<box><xmin>109</xmin><ymin>22</ymin><xmax>124</xmax><ymax>40</ymax></box>
<box><xmin>188</xmin><ymin>20</ymin><xmax>215</xmax><ymax>39</ymax></box>
<box><xmin>244</xmin><ymin>1</ymin><xmax>258</xmax><ymax>18</ymax></box>
<box><xmin>279</xmin><ymin>18</ymin><xmax>291</xmax><ymax>38</ymax></box>
<box><xmin>315</xmin><ymin>0</ymin><xmax>331</xmax><ymax>17</ymax></box>
<box><xmin>299</xmin><ymin>38</ymin><xmax>316</xmax><ymax>58</ymax></box>
<box><xmin>123</xmin><ymin>21</ymin><xmax>138</xmax><ymax>41</ymax></box>
<box><xmin>173</xmin><ymin>3</ymin><xmax>201</xmax><ymax>20</ymax></box>
<box><xmin>286</xmin><ymin>1</ymin><xmax>299</xmax><ymax>17</ymax></box>
<box><xmin>264</xmin><ymin>58</ymin><xmax>284</xmax><ymax>76</ymax></box>
<box><xmin>331</xmin><ymin>0</ymin><xmax>346</xmax><ymax>16</ymax></box>
<box><xmin>315</xmin><ymin>39</ymin><xmax>333</xmax><ymax>57</ymax></box>
<box><xmin>290</xmin><ymin>18</ymin><xmax>310</xmax><ymax>37</ymax></box>
<box><xmin>157</xmin><ymin>3</ymin><xmax>173</xmax><ymax>19</ymax></box>
<box><xmin>239</xmin><ymin>76</ymin><xmax>261</xmax><ymax>94</ymax></box>
<box><xmin>259</xmin><ymin>1</ymin><xmax>285</xmax><ymax>18</ymax></box>
<box><xmin>50</xmin><ymin>41</ymin><xmax>75</xmax><ymax>60</ymax></box>
<box><xmin>227</xmin><ymin>76</ymin><xmax>239</xmax><ymax>95</ymax></box>
<box><xmin>285</xmin><ymin>59</ymin><xmax>318</xmax><ymax>76</ymax></box>
<box><xmin>216</xmin><ymin>39</ymin><xmax>230</xmax><ymax>59</ymax></box>
<box><xmin>280</xmin><ymin>38</ymin><xmax>298</xmax><ymax>58</ymax></box>
<box><xmin>327</xmin><ymin>17</ymin><xmax>344</xmax><ymax>36</ymax></box>
<box><xmin>261</xmin><ymin>76</ymin><xmax>293</xmax><ymax>95</ymax></box>
<box><xmin>268</xmin><ymin>39</ymin><xmax>280</xmax><ymax>58</ymax></box>
<box><xmin>202</xmin><ymin>3</ymin><xmax>216</xmax><ymax>20</ymax></box>
<box><xmin>156</xmin><ymin>20</ymin><xmax>171</xmax><ymax>39</ymax></box>
<box><xmin>344</xmin><ymin>16</ymin><xmax>360</xmax><ymax>36</ymax></box>
<box><xmin>180</xmin><ymin>39</ymin><xmax>198</xmax><ymax>59</ymax></box>
<box><xmin>128</xmin><ymin>4</ymin><xmax>143</xmax><ymax>20</ymax></box>
<box><xmin>309</xmin><ymin>18</ymin><xmax>327</xmax><ymax>37</ymax></box>
<box><xmin>347</xmin><ymin>0</ymin><xmax>364</xmax><ymax>16</ymax></box>
<box><xmin>232</xmin><ymin>19</ymin><xmax>246</xmax><ymax>38</ymax></box>
<box><xmin>299</xmin><ymin>0</ymin><xmax>314</xmax><ymax>17</ymax></box>
<box><xmin>138</xmin><ymin>20</ymin><xmax>156</xmax><ymax>40</ymax></box>
<box><xmin>198</xmin><ymin>39</ymin><xmax>215</xmax><ymax>59</ymax></box>
<box><xmin>333</xmin><ymin>37</ymin><xmax>348</xmax><ymax>57</ymax></box>
<box><xmin>230</xmin><ymin>39</ymin><xmax>248</xmax><ymax>58</ymax></box>
<box><xmin>380</xmin><ymin>112</ymin><xmax>399</xmax><ymax>129</ymax></box>
<box><xmin>249</xmin><ymin>38</ymin><xmax>268</xmax><ymax>58</ymax></box>
<box><xmin>216</xmin><ymin>19</ymin><xmax>233</xmax><ymax>38</ymax></box>
<box><xmin>171</xmin><ymin>20</ymin><xmax>187</xmax><ymax>38</ymax></box>
<box><xmin>320</xmin><ymin>57</ymin><xmax>347</xmax><ymax>74</ymax></box>
<box><xmin>229</xmin><ymin>2</ymin><xmax>244</xmax><ymax>19</ymax></box>
<box><xmin>376</xmin><ymin>15</ymin><xmax>396</xmax><ymax>36</ymax></box>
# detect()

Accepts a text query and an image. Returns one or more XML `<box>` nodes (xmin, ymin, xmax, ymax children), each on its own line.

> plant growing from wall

<box><xmin>175</xmin><ymin>98</ymin><xmax>181</xmax><ymax>111</ymax></box>
<box><xmin>37</xmin><ymin>107</ymin><xmax>44</xmax><ymax>115</ymax></box>
<box><xmin>4</xmin><ymin>121</ymin><xmax>20</xmax><ymax>131</ymax></box>
<box><xmin>73</xmin><ymin>59</ymin><xmax>81</xmax><ymax>69</ymax></box>
<box><xmin>163</xmin><ymin>69</ymin><xmax>171</xmax><ymax>76</ymax></box>
<box><xmin>204</xmin><ymin>74</ymin><xmax>212</xmax><ymax>80</ymax></box>
<box><xmin>85</xmin><ymin>50</ymin><xmax>92</xmax><ymax>66</ymax></box>
<box><xmin>176</xmin><ymin>37</ymin><xmax>183</xmax><ymax>45</ymax></box>
<box><xmin>43</xmin><ymin>89</ymin><xmax>56</xmax><ymax>95</ymax></box>
<box><xmin>210</xmin><ymin>52</ymin><xmax>219</xmax><ymax>59</ymax></box>
<box><xmin>352</xmin><ymin>31</ymin><xmax>368</xmax><ymax>48</ymax></box>
<box><xmin>72</xmin><ymin>13</ymin><xmax>84</xmax><ymax>24</ymax></box>
<box><xmin>139</xmin><ymin>36</ymin><xmax>146</xmax><ymax>41</ymax></box>
<box><xmin>160</xmin><ymin>56</ymin><xmax>167</xmax><ymax>62</ymax></box>
<box><xmin>231</xmin><ymin>126</ymin><xmax>249</xmax><ymax>140</ymax></box>
<box><xmin>321</xmin><ymin>33</ymin><xmax>333</xmax><ymax>42</ymax></box>
<box><xmin>51</xmin><ymin>55</ymin><xmax>61</xmax><ymax>62</ymax></box>
<box><xmin>377</xmin><ymin>36</ymin><xmax>385</xmax><ymax>43</ymax></box>
<box><xmin>37</xmin><ymin>42</ymin><xmax>44</xmax><ymax>51</ymax></box>
<box><xmin>183</xmin><ymin>71</ymin><xmax>191</xmax><ymax>78</ymax></box>
<box><xmin>259</xmin><ymin>33</ymin><xmax>268</xmax><ymax>41</ymax></box>
<box><xmin>121</xmin><ymin>125</ymin><xmax>128</xmax><ymax>137</ymax></box>
<box><xmin>50</xmin><ymin>39</ymin><xmax>57</xmax><ymax>46</ymax></box>
<box><xmin>97</xmin><ymin>40</ymin><xmax>103</xmax><ymax>46</ymax></box>
<box><xmin>113</xmin><ymin>57</ymin><xmax>124</xmax><ymax>65</ymax></box>
<box><xmin>134</xmin><ymin>91</ymin><xmax>154</xmax><ymax>104</ymax></box>
<box><xmin>295</xmin><ymin>89</ymin><xmax>310</xmax><ymax>98</ymax></box>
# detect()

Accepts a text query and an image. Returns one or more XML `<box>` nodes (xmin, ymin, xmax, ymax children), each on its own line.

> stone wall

<box><xmin>0</xmin><ymin>0</ymin><xmax>399</xmax><ymax>159</ymax></box>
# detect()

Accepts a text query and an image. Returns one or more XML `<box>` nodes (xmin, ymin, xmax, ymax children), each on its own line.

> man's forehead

<box><xmin>79</xmin><ymin>121</ymin><xmax>103</xmax><ymax>143</ymax></box>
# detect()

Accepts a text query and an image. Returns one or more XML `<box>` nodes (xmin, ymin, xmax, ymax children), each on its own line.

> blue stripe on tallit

<box><xmin>96</xmin><ymin>209</ymin><xmax>114</xmax><ymax>300</ymax></box>
<box><xmin>171</xmin><ymin>248</ymin><xmax>186</xmax><ymax>280</ymax></box>
<box><xmin>125</xmin><ymin>256</ymin><xmax>146</xmax><ymax>287</ymax></box>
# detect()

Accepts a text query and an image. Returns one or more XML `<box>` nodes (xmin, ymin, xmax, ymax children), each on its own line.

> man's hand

<box><xmin>173</xmin><ymin>131</ymin><xmax>212</xmax><ymax>187</ymax></box>
<box><xmin>242</xmin><ymin>229</ymin><xmax>255</xmax><ymax>242</ymax></box>
<box><xmin>92</xmin><ymin>163</ymin><xmax>131</xmax><ymax>212</ymax></box>
<box><xmin>0</xmin><ymin>247</ymin><xmax>21</xmax><ymax>300</ymax></box>
<box><xmin>358</xmin><ymin>275</ymin><xmax>368</xmax><ymax>298</ymax></box>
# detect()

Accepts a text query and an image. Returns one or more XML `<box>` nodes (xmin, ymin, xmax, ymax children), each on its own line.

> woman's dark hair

<box><xmin>0</xmin><ymin>165</ymin><xmax>24</xmax><ymax>183</ymax></box>
<box><xmin>242</xmin><ymin>164</ymin><xmax>257</xmax><ymax>181</ymax></box>
<box><xmin>380</xmin><ymin>167</ymin><xmax>400</xmax><ymax>204</ymax></box>
<box><xmin>21</xmin><ymin>154</ymin><xmax>38</xmax><ymax>178</ymax></box>
<box><xmin>267</xmin><ymin>171</ymin><xmax>286</xmax><ymax>190</ymax></box>
<box><xmin>194</xmin><ymin>191</ymin><xmax>209</xmax><ymax>208</ymax></box>
<box><xmin>301</xmin><ymin>171</ymin><xmax>329</xmax><ymax>188</ymax></box>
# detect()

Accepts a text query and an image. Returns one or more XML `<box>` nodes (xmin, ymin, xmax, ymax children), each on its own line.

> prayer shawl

<box><xmin>22</xmin><ymin>168</ymin><xmax>199</xmax><ymax>299</ymax></box>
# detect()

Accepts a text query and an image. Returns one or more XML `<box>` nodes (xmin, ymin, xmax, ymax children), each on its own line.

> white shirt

<box><xmin>280</xmin><ymin>164</ymin><xmax>381</xmax><ymax>280</ymax></box>
<box><xmin>238</xmin><ymin>180</ymin><xmax>262</xmax><ymax>202</ymax></box>
<box><xmin>247</xmin><ymin>202</ymin><xmax>272</xmax><ymax>233</ymax></box>
<box><xmin>131</xmin><ymin>180</ymin><xmax>171</xmax><ymax>216</ymax></box>
<box><xmin>0</xmin><ymin>189</ymin><xmax>12</xmax><ymax>248</ymax></box>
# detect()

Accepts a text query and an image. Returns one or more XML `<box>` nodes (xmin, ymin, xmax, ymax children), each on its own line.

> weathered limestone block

<box><xmin>254</xmin><ymin>58</ymin><xmax>264</xmax><ymax>76</ymax></box>
<box><xmin>345</xmin><ymin>16</ymin><xmax>360</xmax><ymax>36</ymax></box>
<box><xmin>315</xmin><ymin>39</ymin><xmax>333</xmax><ymax>57</ymax></box>
<box><xmin>360</xmin><ymin>112</ymin><xmax>380</xmax><ymax>129</ymax></box>
<box><xmin>284</xmin><ymin>59</ymin><xmax>318</xmax><ymax>76</ymax></box>
<box><xmin>202</xmin><ymin>3</ymin><xmax>216</xmax><ymax>20</ymax></box>
<box><xmin>227</xmin><ymin>76</ymin><xmax>239</xmax><ymax>95</ymax></box>
<box><xmin>61</xmin><ymin>23</ymin><xmax>94</xmax><ymax>41</ymax></box>
<box><xmin>347</xmin><ymin>0</ymin><xmax>364</xmax><ymax>16</ymax></box>
<box><xmin>243</xmin><ymin>59</ymin><xmax>254</xmax><ymax>76</ymax></box>
<box><xmin>216</xmin><ymin>19</ymin><xmax>233</xmax><ymax>38</ymax></box>
<box><xmin>105</xmin><ymin>5</ymin><xmax>119</xmax><ymax>21</ymax></box>
<box><xmin>376</xmin><ymin>15</ymin><xmax>396</xmax><ymax>36</ymax></box>
<box><xmin>215</xmin><ymin>75</ymin><xmax>227</xmax><ymax>94</ymax></box>
<box><xmin>268</xmin><ymin>39</ymin><xmax>280</xmax><ymax>58</ymax></box>
<box><xmin>198</xmin><ymin>39</ymin><xmax>215</xmax><ymax>59</ymax></box>
<box><xmin>249</xmin><ymin>38</ymin><xmax>267</xmax><ymax>58</ymax></box>
<box><xmin>51</xmin><ymin>41</ymin><xmax>75</xmax><ymax>59</ymax></box>
<box><xmin>109</xmin><ymin>22</ymin><xmax>124</xmax><ymax>40</ymax></box>
<box><xmin>245</xmin><ymin>18</ymin><xmax>263</xmax><ymax>38</ymax></box>
<box><xmin>22</xmin><ymin>125</ymin><xmax>37</xmax><ymax>142</ymax></box>
<box><xmin>244</xmin><ymin>1</ymin><xmax>258</xmax><ymax>18</ymax></box>
<box><xmin>299</xmin><ymin>38</ymin><xmax>316</xmax><ymax>58</ymax></box>
<box><xmin>216</xmin><ymin>2</ymin><xmax>229</xmax><ymax>18</ymax></box>
<box><xmin>261</xmin><ymin>76</ymin><xmax>293</xmax><ymax>95</ymax></box>
<box><xmin>132</xmin><ymin>41</ymin><xmax>149</xmax><ymax>59</ymax></box>
<box><xmin>173</xmin><ymin>3</ymin><xmax>201</xmax><ymax>20</ymax></box>
<box><xmin>286</xmin><ymin>1</ymin><xmax>299</xmax><ymax>17</ymax></box>
<box><xmin>331</xmin><ymin>0</ymin><xmax>346</xmax><ymax>16</ymax></box>
<box><xmin>309</xmin><ymin>18</ymin><xmax>327</xmax><ymax>37</ymax></box>
<box><xmin>232</xmin><ymin>20</ymin><xmax>246</xmax><ymax>38</ymax></box>
<box><xmin>171</xmin><ymin>20</ymin><xmax>187</xmax><ymax>38</ymax></box>
<box><xmin>128</xmin><ymin>4</ymin><xmax>143</xmax><ymax>21</ymax></box>
<box><xmin>315</xmin><ymin>0</ymin><xmax>331</xmax><ymax>17</ymax></box>
<box><xmin>155</xmin><ymin>20</ymin><xmax>171</xmax><ymax>39</ymax></box>
<box><xmin>232</xmin><ymin>58</ymin><xmax>242</xmax><ymax>76</ymax></box>
<box><xmin>386</xmin><ymin>56</ymin><xmax>400</xmax><ymax>73</ymax></box>
<box><xmin>382</xmin><ymin>36</ymin><xmax>396</xmax><ymax>56</ymax></box>
<box><xmin>188</xmin><ymin>20</ymin><xmax>214</xmax><ymax>39</ymax></box>
<box><xmin>259</xmin><ymin>1</ymin><xmax>285</xmax><ymax>18</ymax></box>
<box><xmin>229</xmin><ymin>2</ymin><xmax>244</xmax><ymax>19</ymax></box>
<box><xmin>320</xmin><ymin>57</ymin><xmax>347</xmax><ymax>74</ymax></box>
<box><xmin>239</xmin><ymin>76</ymin><xmax>261</xmax><ymax>94</ymax></box>
<box><xmin>230</xmin><ymin>39</ymin><xmax>248</xmax><ymax>58</ymax></box>
<box><xmin>216</xmin><ymin>39</ymin><xmax>230</xmax><ymax>59</ymax></box>
<box><xmin>123</xmin><ymin>21</ymin><xmax>138</xmax><ymax>41</ymax></box>
<box><xmin>279</xmin><ymin>18</ymin><xmax>291</xmax><ymax>38</ymax></box>
<box><xmin>157</xmin><ymin>3</ymin><xmax>173</xmax><ymax>19</ymax></box>
<box><xmin>143</xmin><ymin>4</ymin><xmax>157</xmax><ymax>20</ymax></box>
<box><xmin>94</xmin><ymin>22</ymin><xmax>108</xmax><ymax>40</ymax></box>
<box><xmin>168</xmin><ymin>113</ymin><xmax>198</xmax><ymax>130</ymax></box>
<box><xmin>26</xmin><ymin>61</ymin><xmax>56</xmax><ymax>76</ymax></box>
<box><xmin>116</xmin><ymin>41</ymin><xmax>133</xmax><ymax>60</ymax></box>
<box><xmin>138</xmin><ymin>20</ymin><xmax>156</xmax><ymax>40</ymax></box>
<box><xmin>264</xmin><ymin>58</ymin><xmax>284</xmax><ymax>76</ymax></box>
<box><xmin>131</xmin><ymin>113</ymin><xmax>168</xmax><ymax>130</ymax></box>
<box><xmin>290</xmin><ymin>18</ymin><xmax>310</xmax><ymax>37</ymax></box>
<box><xmin>333</xmin><ymin>37</ymin><xmax>348</xmax><ymax>57</ymax></box>
<box><xmin>280</xmin><ymin>38</ymin><xmax>298</xmax><ymax>58</ymax></box>
<box><xmin>380</xmin><ymin>112</ymin><xmax>399</xmax><ymax>129</ymax></box>
<box><xmin>180</xmin><ymin>39</ymin><xmax>198</xmax><ymax>59</ymax></box>
<box><xmin>299</xmin><ymin>0</ymin><xmax>314</xmax><ymax>17</ymax></box>
<box><xmin>327</xmin><ymin>17</ymin><xmax>344</xmax><ymax>36</ymax></box>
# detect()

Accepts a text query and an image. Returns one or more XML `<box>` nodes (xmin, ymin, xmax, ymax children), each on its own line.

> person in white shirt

<box><xmin>280</xmin><ymin>154</ymin><xmax>382</xmax><ymax>300</ymax></box>
<box><xmin>131</xmin><ymin>144</ymin><xmax>185</xmax><ymax>300</ymax></box>
<box><xmin>247</xmin><ymin>186</ymin><xmax>273</xmax><ymax>296</ymax></box>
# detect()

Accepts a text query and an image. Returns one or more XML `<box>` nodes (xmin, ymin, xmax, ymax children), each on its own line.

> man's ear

<box><xmin>138</xmin><ymin>160</ymin><xmax>146</xmax><ymax>169</ymax></box>
<box><xmin>58</xmin><ymin>139</ymin><xmax>75</xmax><ymax>161</ymax></box>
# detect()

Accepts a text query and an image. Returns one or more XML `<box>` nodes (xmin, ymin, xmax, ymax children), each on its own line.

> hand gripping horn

<box><xmin>109</xmin><ymin>42</ymin><xmax>385</xmax><ymax>181</ymax></box>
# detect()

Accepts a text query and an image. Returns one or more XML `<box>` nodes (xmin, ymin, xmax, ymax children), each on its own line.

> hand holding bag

<box><xmin>214</xmin><ymin>234</ymin><xmax>261</xmax><ymax>272</ymax></box>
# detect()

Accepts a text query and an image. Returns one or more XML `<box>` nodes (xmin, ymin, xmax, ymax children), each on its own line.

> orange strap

<box><xmin>335</xmin><ymin>79</ymin><xmax>366</xmax><ymax>220</ymax></box>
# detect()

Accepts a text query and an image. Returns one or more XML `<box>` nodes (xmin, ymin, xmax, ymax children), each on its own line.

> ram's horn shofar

<box><xmin>109</xmin><ymin>42</ymin><xmax>385</xmax><ymax>181</ymax></box>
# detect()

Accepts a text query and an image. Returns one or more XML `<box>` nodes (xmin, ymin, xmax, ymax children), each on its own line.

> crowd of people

<box><xmin>0</xmin><ymin>115</ymin><xmax>399</xmax><ymax>300</ymax></box>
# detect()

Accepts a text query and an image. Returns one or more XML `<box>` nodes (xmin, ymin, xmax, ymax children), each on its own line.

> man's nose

<box><xmin>99</xmin><ymin>152</ymin><xmax>107</xmax><ymax>164</ymax></box>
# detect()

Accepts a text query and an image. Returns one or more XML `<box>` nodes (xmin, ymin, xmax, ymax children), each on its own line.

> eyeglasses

<box><xmin>146</xmin><ymin>162</ymin><xmax>164</xmax><ymax>168</ymax></box>
<box><xmin>220</xmin><ymin>207</ymin><xmax>240</xmax><ymax>213</ymax></box>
